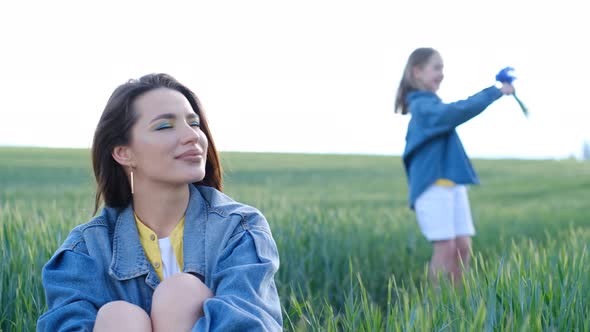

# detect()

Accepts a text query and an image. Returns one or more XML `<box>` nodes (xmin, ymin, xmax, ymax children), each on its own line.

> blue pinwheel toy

<box><xmin>496</xmin><ymin>67</ymin><xmax>529</xmax><ymax>117</ymax></box>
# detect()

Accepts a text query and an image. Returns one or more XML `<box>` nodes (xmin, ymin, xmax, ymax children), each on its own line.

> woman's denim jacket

<box><xmin>37</xmin><ymin>185</ymin><xmax>282</xmax><ymax>331</ymax></box>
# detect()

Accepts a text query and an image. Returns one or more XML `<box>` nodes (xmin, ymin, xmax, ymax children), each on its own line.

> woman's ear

<box><xmin>112</xmin><ymin>146</ymin><xmax>134</xmax><ymax>167</ymax></box>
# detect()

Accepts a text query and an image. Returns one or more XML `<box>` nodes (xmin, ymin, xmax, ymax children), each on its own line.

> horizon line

<box><xmin>0</xmin><ymin>144</ymin><xmax>583</xmax><ymax>161</ymax></box>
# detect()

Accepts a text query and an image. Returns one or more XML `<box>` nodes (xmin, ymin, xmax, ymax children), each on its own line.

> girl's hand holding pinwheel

<box><xmin>495</xmin><ymin>67</ymin><xmax>529</xmax><ymax>117</ymax></box>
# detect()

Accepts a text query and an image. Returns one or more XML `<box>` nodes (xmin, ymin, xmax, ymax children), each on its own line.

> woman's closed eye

<box><xmin>154</xmin><ymin>121</ymin><xmax>174</xmax><ymax>130</ymax></box>
<box><xmin>189</xmin><ymin>120</ymin><xmax>200</xmax><ymax>127</ymax></box>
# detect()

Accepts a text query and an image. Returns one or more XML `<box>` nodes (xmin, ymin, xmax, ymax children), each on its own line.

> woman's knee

<box><xmin>151</xmin><ymin>273</ymin><xmax>214</xmax><ymax>328</ymax></box>
<box><xmin>94</xmin><ymin>301</ymin><xmax>151</xmax><ymax>332</ymax></box>
<box><xmin>154</xmin><ymin>273</ymin><xmax>213</xmax><ymax>306</ymax></box>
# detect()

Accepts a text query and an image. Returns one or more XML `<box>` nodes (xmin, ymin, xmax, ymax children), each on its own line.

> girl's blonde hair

<box><xmin>394</xmin><ymin>47</ymin><xmax>439</xmax><ymax>115</ymax></box>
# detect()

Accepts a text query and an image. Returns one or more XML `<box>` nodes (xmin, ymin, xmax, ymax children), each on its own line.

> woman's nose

<box><xmin>180</xmin><ymin>123</ymin><xmax>200</xmax><ymax>144</ymax></box>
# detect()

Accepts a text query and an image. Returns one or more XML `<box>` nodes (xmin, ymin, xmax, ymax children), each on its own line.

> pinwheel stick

<box><xmin>512</xmin><ymin>92</ymin><xmax>528</xmax><ymax>118</ymax></box>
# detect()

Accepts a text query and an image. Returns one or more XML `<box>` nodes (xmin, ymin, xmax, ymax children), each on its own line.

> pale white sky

<box><xmin>1</xmin><ymin>0</ymin><xmax>588</xmax><ymax>159</ymax></box>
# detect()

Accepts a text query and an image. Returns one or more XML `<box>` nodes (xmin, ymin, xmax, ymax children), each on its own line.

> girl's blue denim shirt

<box><xmin>37</xmin><ymin>184</ymin><xmax>282</xmax><ymax>331</ymax></box>
<box><xmin>402</xmin><ymin>86</ymin><xmax>503</xmax><ymax>209</ymax></box>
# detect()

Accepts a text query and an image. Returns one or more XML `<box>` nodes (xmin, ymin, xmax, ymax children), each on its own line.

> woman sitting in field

<box><xmin>37</xmin><ymin>74</ymin><xmax>282</xmax><ymax>331</ymax></box>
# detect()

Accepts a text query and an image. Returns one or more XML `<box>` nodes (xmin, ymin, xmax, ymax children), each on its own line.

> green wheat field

<box><xmin>1</xmin><ymin>147</ymin><xmax>589</xmax><ymax>331</ymax></box>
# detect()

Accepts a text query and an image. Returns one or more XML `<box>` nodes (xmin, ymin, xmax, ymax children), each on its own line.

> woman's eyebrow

<box><xmin>149</xmin><ymin>113</ymin><xmax>176</xmax><ymax>124</ymax></box>
<box><xmin>186</xmin><ymin>114</ymin><xmax>201</xmax><ymax>122</ymax></box>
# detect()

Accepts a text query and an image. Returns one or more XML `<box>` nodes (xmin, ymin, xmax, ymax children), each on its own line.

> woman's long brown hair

<box><xmin>91</xmin><ymin>73</ymin><xmax>223</xmax><ymax>214</ymax></box>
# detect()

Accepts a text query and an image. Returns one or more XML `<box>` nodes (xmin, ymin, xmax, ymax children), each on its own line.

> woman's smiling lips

<box><xmin>175</xmin><ymin>149</ymin><xmax>203</xmax><ymax>162</ymax></box>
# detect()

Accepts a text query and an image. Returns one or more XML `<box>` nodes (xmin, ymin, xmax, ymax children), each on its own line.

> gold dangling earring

<box><xmin>130</xmin><ymin>169</ymin><xmax>135</xmax><ymax>195</ymax></box>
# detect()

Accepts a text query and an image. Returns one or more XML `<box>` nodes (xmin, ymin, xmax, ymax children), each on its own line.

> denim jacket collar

<box><xmin>109</xmin><ymin>184</ymin><xmax>207</xmax><ymax>284</ymax></box>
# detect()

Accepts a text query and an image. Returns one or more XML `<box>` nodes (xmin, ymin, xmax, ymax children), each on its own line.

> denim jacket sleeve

<box><xmin>411</xmin><ymin>86</ymin><xmax>503</xmax><ymax>131</ymax></box>
<box><xmin>36</xmin><ymin>241</ymin><xmax>103</xmax><ymax>332</ymax></box>
<box><xmin>193</xmin><ymin>220</ymin><xmax>282</xmax><ymax>331</ymax></box>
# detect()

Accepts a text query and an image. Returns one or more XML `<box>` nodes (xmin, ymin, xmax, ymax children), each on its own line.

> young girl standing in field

<box><xmin>37</xmin><ymin>74</ymin><xmax>282</xmax><ymax>331</ymax></box>
<box><xmin>395</xmin><ymin>48</ymin><xmax>514</xmax><ymax>283</ymax></box>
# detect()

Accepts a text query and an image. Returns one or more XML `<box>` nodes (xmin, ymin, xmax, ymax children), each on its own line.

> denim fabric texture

<box><xmin>402</xmin><ymin>86</ymin><xmax>503</xmax><ymax>209</ymax></box>
<box><xmin>37</xmin><ymin>184</ymin><xmax>282</xmax><ymax>331</ymax></box>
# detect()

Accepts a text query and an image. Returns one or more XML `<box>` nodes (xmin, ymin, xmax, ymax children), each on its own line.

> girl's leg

<box><xmin>94</xmin><ymin>301</ymin><xmax>151</xmax><ymax>332</ymax></box>
<box><xmin>452</xmin><ymin>186</ymin><xmax>475</xmax><ymax>279</ymax></box>
<box><xmin>430</xmin><ymin>236</ymin><xmax>471</xmax><ymax>284</ymax></box>
<box><xmin>416</xmin><ymin>185</ymin><xmax>466</xmax><ymax>283</ymax></box>
<box><xmin>150</xmin><ymin>272</ymin><xmax>214</xmax><ymax>332</ymax></box>
<box><xmin>429</xmin><ymin>239</ymin><xmax>459</xmax><ymax>283</ymax></box>
<box><xmin>455</xmin><ymin>235</ymin><xmax>472</xmax><ymax>272</ymax></box>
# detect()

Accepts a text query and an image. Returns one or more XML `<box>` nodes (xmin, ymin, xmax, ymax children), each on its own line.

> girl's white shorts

<box><xmin>414</xmin><ymin>184</ymin><xmax>475</xmax><ymax>241</ymax></box>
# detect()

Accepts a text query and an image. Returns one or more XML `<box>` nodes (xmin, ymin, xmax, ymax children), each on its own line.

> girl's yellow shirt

<box><xmin>434</xmin><ymin>178</ymin><xmax>455</xmax><ymax>187</ymax></box>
